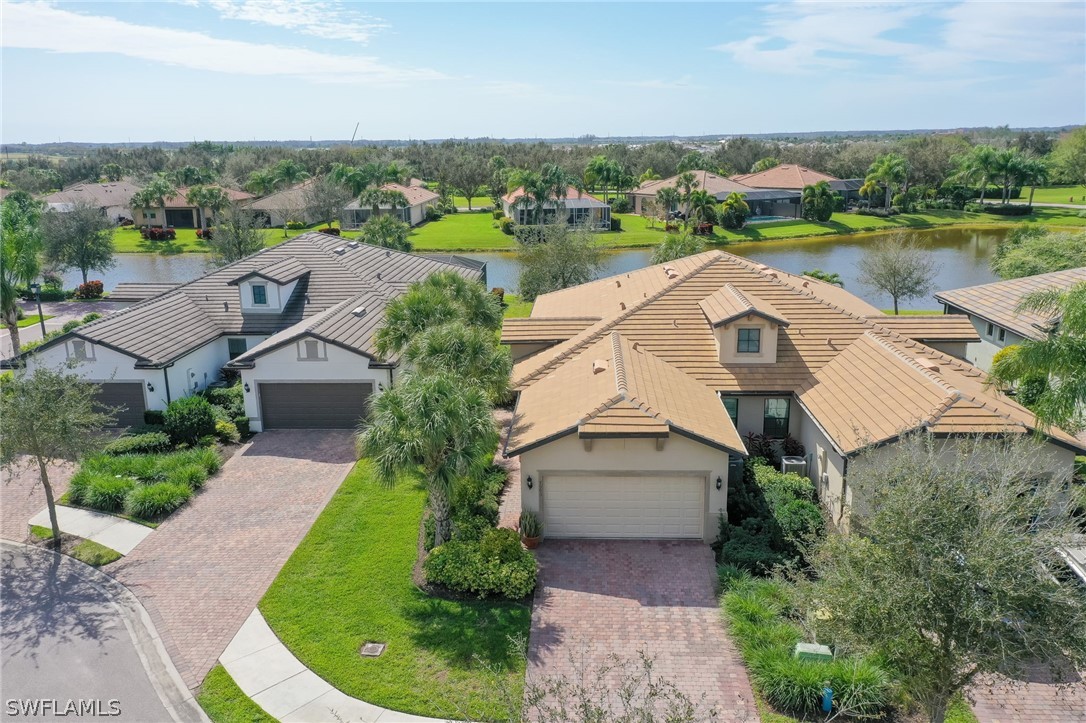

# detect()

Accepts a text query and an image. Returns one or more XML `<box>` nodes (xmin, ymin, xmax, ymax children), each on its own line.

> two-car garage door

<box><xmin>93</xmin><ymin>382</ymin><xmax>147</xmax><ymax>428</ymax></box>
<box><xmin>542</xmin><ymin>474</ymin><xmax>705</xmax><ymax>539</ymax></box>
<box><xmin>259</xmin><ymin>382</ymin><xmax>373</xmax><ymax>429</ymax></box>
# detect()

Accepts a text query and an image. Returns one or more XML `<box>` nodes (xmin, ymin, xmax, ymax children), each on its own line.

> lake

<box><xmin>68</xmin><ymin>226</ymin><xmax>1007</xmax><ymax>312</ymax></box>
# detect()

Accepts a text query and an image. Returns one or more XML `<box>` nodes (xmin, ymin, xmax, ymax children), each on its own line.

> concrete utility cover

<box><xmin>359</xmin><ymin>642</ymin><xmax>386</xmax><ymax>657</ymax></box>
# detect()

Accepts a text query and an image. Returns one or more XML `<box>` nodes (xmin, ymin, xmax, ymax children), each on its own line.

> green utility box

<box><xmin>793</xmin><ymin>642</ymin><xmax>833</xmax><ymax>662</ymax></box>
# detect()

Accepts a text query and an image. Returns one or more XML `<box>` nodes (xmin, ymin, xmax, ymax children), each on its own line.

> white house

<box><xmin>18</xmin><ymin>233</ymin><xmax>485</xmax><ymax>431</ymax></box>
<box><xmin>501</xmin><ymin>253</ymin><xmax>1082</xmax><ymax>542</ymax></box>
<box><xmin>935</xmin><ymin>267</ymin><xmax>1086</xmax><ymax>371</ymax></box>
<box><xmin>341</xmin><ymin>183</ymin><xmax>440</xmax><ymax>229</ymax></box>
<box><xmin>244</xmin><ymin>179</ymin><xmax>320</xmax><ymax>228</ymax></box>
<box><xmin>501</xmin><ymin>186</ymin><xmax>611</xmax><ymax>229</ymax></box>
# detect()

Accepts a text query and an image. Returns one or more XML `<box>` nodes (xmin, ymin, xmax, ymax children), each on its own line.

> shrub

<box><xmin>214</xmin><ymin>420</ymin><xmax>240</xmax><ymax>444</ymax></box>
<box><xmin>285</xmin><ymin>220</ymin><xmax>306</xmax><ymax>230</ymax></box>
<box><xmin>125</xmin><ymin>482</ymin><xmax>192</xmax><ymax>519</ymax></box>
<box><xmin>1015</xmin><ymin>374</ymin><xmax>1048</xmax><ymax>407</ymax></box>
<box><xmin>169</xmin><ymin>446</ymin><xmax>221</xmax><ymax>475</ymax></box>
<box><xmin>85</xmin><ymin>476</ymin><xmax>136</xmax><ymax>512</ymax></box>
<box><xmin>979</xmin><ymin>203</ymin><xmax>1033</xmax><ymax>216</ymax></box>
<box><xmin>609</xmin><ymin>217</ymin><xmax>622</xmax><ymax>232</ymax></box>
<box><xmin>170</xmin><ymin>463</ymin><xmax>209</xmax><ymax>490</ymax></box>
<box><xmin>719</xmin><ymin>527</ymin><xmax>784</xmax><ymax>573</ymax></box>
<box><xmin>497</xmin><ymin>216</ymin><xmax>515</xmax><ymax>235</ymax></box>
<box><xmin>15</xmin><ymin>306</ymin><xmax>24</xmax><ymax>320</ymax></box>
<box><xmin>610</xmin><ymin>196</ymin><xmax>631</xmax><ymax>214</ymax></box>
<box><xmin>68</xmin><ymin>468</ymin><xmax>113</xmax><ymax>506</ymax></box>
<box><xmin>62</xmin><ymin>320</ymin><xmax>83</xmax><ymax>333</ymax></box>
<box><xmin>492</xmin><ymin>208</ymin><xmax>504</xmax><ymax>220</ymax></box>
<box><xmin>519</xmin><ymin>509</ymin><xmax>542</xmax><ymax>538</ymax></box>
<box><xmin>102</xmin><ymin>431</ymin><xmax>171</xmax><ymax>456</ymax></box>
<box><xmin>81</xmin><ymin>312</ymin><xmax>102</xmax><ymax>323</ymax></box>
<box><xmin>144</xmin><ymin>410</ymin><xmax>165</xmax><ymax>426</ymax></box>
<box><xmin>319</xmin><ymin>227</ymin><xmax>341</xmax><ymax>236</ymax></box>
<box><xmin>232</xmin><ymin>416</ymin><xmax>251</xmax><ymax>437</ymax></box>
<box><xmin>855</xmin><ymin>207</ymin><xmax>899</xmax><ymax>217</ymax></box>
<box><xmin>205</xmin><ymin>384</ymin><xmax>244</xmax><ymax>414</ymax></box>
<box><xmin>36</xmin><ymin>287</ymin><xmax>70</xmax><ymax>302</ymax></box>
<box><xmin>164</xmin><ymin>396</ymin><xmax>217</xmax><ymax>446</ymax></box>
<box><xmin>75</xmin><ymin>280</ymin><xmax>104</xmax><ymax>299</ymax></box>
<box><xmin>424</xmin><ymin>206</ymin><xmax>444</xmax><ymax>222</ymax></box>
<box><xmin>717</xmin><ymin>564</ymin><xmax>752</xmax><ymax>591</ymax></box>
<box><xmin>781</xmin><ymin>434</ymin><xmax>805</xmax><ymax>457</ymax></box>
<box><xmin>424</xmin><ymin>527</ymin><xmax>537</xmax><ymax>599</ymax></box>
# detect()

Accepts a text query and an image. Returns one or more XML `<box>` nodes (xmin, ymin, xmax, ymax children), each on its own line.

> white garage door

<box><xmin>543</xmin><ymin>474</ymin><xmax>705</xmax><ymax>539</ymax></box>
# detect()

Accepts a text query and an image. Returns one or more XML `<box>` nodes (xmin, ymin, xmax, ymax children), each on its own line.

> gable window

<box><xmin>298</xmin><ymin>339</ymin><xmax>326</xmax><ymax>361</ymax></box>
<box><xmin>721</xmin><ymin>396</ymin><xmax>739</xmax><ymax>427</ymax></box>
<box><xmin>227</xmin><ymin>338</ymin><xmax>248</xmax><ymax>360</ymax></box>
<box><xmin>251</xmin><ymin>284</ymin><xmax>267</xmax><ymax>306</ymax></box>
<box><xmin>737</xmin><ymin>328</ymin><xmax>761</xmax><ymax>354</ymax></box>
<box><xmin>763</xmin><ymin>398</ymin><xmax>790</xmax><ymax>438</ymax></box>
<box><xmin>998</xmin><ymin>328</ymin><xmax>1006</xmax><ymax>343</ymax></box>
<box><xmin>69</xmin><ymin>339</ymin><xmax>92</xmax><ymax>361</ymax></box>
<box><xmin>986</xmin><ymin>322</ymin><xmax>994</xmax><ymax>337</ymax></box>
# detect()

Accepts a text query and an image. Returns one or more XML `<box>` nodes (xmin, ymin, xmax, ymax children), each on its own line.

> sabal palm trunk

<box><xmin>1028</xmin><ymin>187</ymin><xmax>1036</xmax><ymax>208</ymax></box>
<box><xmin>885</xmin><ymin>184</ymin><xmax>892</xmax><ymax>210</ymax></box>
<box><xmin>429</xmin><ymin>482</ymin><xmax>452</xmax><ymax>547</ymax></box>
<box><xmin>4</xmin><ymin>308</ymin><xmax>22</xmax><ymax>356</ymax></box>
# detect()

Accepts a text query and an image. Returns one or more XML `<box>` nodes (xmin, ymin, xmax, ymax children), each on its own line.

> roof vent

<box><xmin>223</xmin><ymin>301</ymin><xmax>229</xmax><ymax>311</ymax></box>
<box><xmin>592</xmin><ymin>359</ymin><xmax>608</xmax><ymax>375</ymax></box>
<box><xmin>385</xmin><ymin>250</ymin><xmax>391</xmax><ymax>257</ymax></box>
<box><xmin>333</xmin><ymin>246</ymin><xmax>346</xmax><ymax>255</ymax></box>
<box><xmin>376</xmin><ymin>272</ymin><xmax>382</xmax><ymax>281</ymax></box>
<box><xmin>801</xmin><ymin>281</ymin><xmax>809</xmax><ymax>288</ymax></box>
<box><xmin>631</xmin><ymin>341</ymin><xmax>640</xmax><ymax>351</ymax></box>
<box><xmin>915</xmin><ymin>357</ymin><xmax>940</xmax><ymax>372</ymax></box>
<box><xmin>352</xmin><ymin>306</ymin><xmax>367</xmax><ymax>317</ymax></box>
<box><xmin>347</xmin><ymin>241</ymin><xmax>359</xmax><ymax>249</ymax></box>
<box><xmin>619</xmin><ymin>302</ymin><xmax>626</xmax><ymax>310</ymax></box>
<box><xmin>615</xmin><ymin>279</ymin><xmax>621</xmax><ymax>288</ymax></box>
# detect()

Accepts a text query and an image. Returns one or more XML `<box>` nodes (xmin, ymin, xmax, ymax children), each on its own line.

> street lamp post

<box><xmin>28</xmin><ymin>283</ymin><xmax>46</xmax><ymax>337</ymax></box>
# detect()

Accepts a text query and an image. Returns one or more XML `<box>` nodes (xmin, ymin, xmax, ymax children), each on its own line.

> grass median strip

<box><xmin>198</xmin><ymin>665</ymin><xmax>276</xmax><ymax>723</ymax></box>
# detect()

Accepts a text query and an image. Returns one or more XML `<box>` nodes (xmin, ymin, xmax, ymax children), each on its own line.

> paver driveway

<box><xmin>528</xmin><ymin>540</ymin><xmax>755</xmax><ymax>721</ymax></box>
<box><xmin>970</xmin><ymin>667</ymin><xmax>1086</xmax><ymax>722</ymax></box>
<box><xmin>110</xmin><ymin>430</ymin><xmax>356</xmax><ymax>691</ymax></box>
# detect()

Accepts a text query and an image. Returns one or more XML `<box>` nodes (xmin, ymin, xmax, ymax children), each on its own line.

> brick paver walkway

<box><xmin>1</xmin><ymin>461</ymin><xmax>74</xmax><ymax>542</ymax></box>
<box><xmin>971</xmin><ymin>667</ymin><xmax>1086</xmax><ymax>722</ymax></box>
<box><xmin>110</xmin><ymin>430</ymin><xmax>356</xmax><ymax>691</ymax></box>
<box><xmin>493</xmin><ymin>409</ymin><xmax>521</xmax><ymax>529</ymax></box>
<box><xmin>528</xmin><ymin>540</ymin><xmax>755</xmax><ymax>721</ymax></box>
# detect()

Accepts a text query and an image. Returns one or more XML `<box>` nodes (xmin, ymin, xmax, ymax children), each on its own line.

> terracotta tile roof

<box><xmin>730</xmin><ymin>164</ymin><xmax>839</xmax><ymax>190</ymax></box>
<box><xmin>506</xmin><ymin>332</ymin><xmax>746</xmax><ymax>456</ymax></box>
<box><xmin>42</xmin><ymin>181</ymin><xmax>142</xmax><ymax>208</ymax></box>
<box><xmin>381</xmin><ymin>182</ymin><xmax>439</xmax><ymax>206</ymax></box>
<box><xmin>500</xmin><ymin>317</ymin><xmax>602</xmax><ymax>344</ymax></box>
<box><xmin>501</xmin><ymin>186</ymin><xmax>604</xmax><ymax>206</ymax></box>
<box><xmin>26</xmin><ymin>233</ymin><xmax>483</xmax><ymax>368</ymax></box>
<box><xmin>505</xmin><ymin>251</ymin><xmax>1084</xmax><ymax>456</ymax></box>
<box><xmin>632</xmin><ymin>171</ymin><xmax>754</xmax><ymax>197</ymax></box>
<box><xmin>865</xmin><ymin>314</ymin><xmax>980</xmax><ymax>342</ymax></box>
<box><xmin>934</xmin><ymin>268</ymin><xmax>1086</xmax><ymax>341</ymax></box>
<box><xmin>700</xmin><ymin>284</ymin><xmax>790</xmax><ymax>328</ymax></box>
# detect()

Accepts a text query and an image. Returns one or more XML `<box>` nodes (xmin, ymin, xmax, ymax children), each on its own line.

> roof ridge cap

<box><xmin>578</xmin><ymin>393</ymin><xmax>626</xmax><ymax>425</ymax></box>
<box><xmin>611</xmin><ymin>332</ymin><xmax>628</xmax><ymax>396</ymax></box>
<box><xmin>863</xmin><ymin>331</ymin><xmax>958</xmax><ymax>394</ymax></box>
<box><xmin>512</xmin><ymin>253</ymin><xmax>725</xmax><ymax>387</ymax></box>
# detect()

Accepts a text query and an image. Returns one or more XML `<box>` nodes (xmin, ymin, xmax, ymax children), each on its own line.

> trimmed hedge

<box><xmin>164</xmin><ymin>396</ymin><xmax>217</xmax><ymax>446</ymax></box>
<box><xmin>424</xmin><ymin>527</ymin><xmax>537</xmax><ymax>599</ymax></box>
<box><xmin>125</xmin><ymin>482</ymin><xmax>193</xmax><ymax>518</ymax></box>
<box><xmin>103</xmin><ymin>431</ymin><xmax>171</xmax><ymax>456</ymax></box>
<box><xmin>85</xmin><ymin>477</ymin><xmax>136</xmax><ymax>512</ymax></box>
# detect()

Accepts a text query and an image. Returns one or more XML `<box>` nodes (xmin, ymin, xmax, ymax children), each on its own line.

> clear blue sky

<box><xmin>2</xmin><ymin>1</ymin><xmax>1083</xmax><ymax>143</ymax></box>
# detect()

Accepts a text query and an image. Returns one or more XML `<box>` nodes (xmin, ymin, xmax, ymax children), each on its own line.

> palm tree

<box><xmin>1</xmin><ymin>191</ymin><xmax>43</xmax><ymax>356</ymax></box>
<box><xmin>404</xmin><ymin>321</ymin><xmax>512</xmax><ymax>403</ymax></box>
<box><xmin>245</xmin><ymin>169</ymin><xmax>278</xmax><ymax>196</ymax></box>
<box><xmin>650</xmin><ymin>232</ymin><xmax>705</xmax><ymax>264</ymax></box>
<box><xmin>801</xmin><ymin>180</ymin><xmax>836</xmax><ymax>222</ymax></box>
<box><xmin>358</xmin><ymin>371</ymin><xmax>496</xmax><ymax>547</ymax></box>
<box><xmin>688</xmin><ymin>189</ymin><xmax>718</xmax><ymax>228</ymax></box>
<box><xmin>639</xmin><ymin>168</ymin><xmax>661</xmax><ymax>184</ymax></box>
<box><xmin>989</xmin><ymin>282</ymin><xmax>1086</xmax><ymax>430</ymax></box>
<box><xmin>866</xmin><ymin>153</ymin><xmax>908</xmax><ymax>210</ymax></box>
<box><xmin>328</xmin><ymin>163</ymin><xmax>370</xmax><ymax>196</ymax></box>
<box><xmin>272</xmin><ymin>159</ymin><xmax>310</xmax><ymax>189</ymax></box>
<box><xmin>718</xmin><ymin>192</ymin><xmax>751</xmax><ymax>230</ymax></box>
<box><xmin>585</xmin><ymin>155</ymin><xmax>620</xmax><ymax>204</ymax></box>
<box><xmin>991</xmin><ymin>149</ymin><xmax>1028</xmax><ymax>205</ymax></box>
<box><xmin>656</xmin><ymin>187</ymin><xmax>681</xmax><ymax>222</ymax></box>
<box><xmin>859</xmin><ymin>179</ymin><xmax>881</xmax><ymax>206</ymax></box>
<box><xmin>133</xmin><ymin>176</ymin><xmax>177</xmax><ymax>228</ymax></box>
<box><xmin>952</xmin><ymin>145</ymin><xmax>998</xmax><ymax>205</ymax></box>
<box><xmin>358</xmin><ymin>188</ymin><xmax>408</xmax><ymax>220</ymax></box>
<box><xmin>185</xmin><ymin>185</ymin><xmax>230</xmax><ymax>232</ymax></box>
<box><xmin>675</xmin><ymin>171</ymin><xmax>699</xmax><ymax>225</ymax></box>
<box><xmin>508</xmin><ymin>169</ymin><xmax>552</xmax><ymax>225</ymax></box>
<box><xmin>1021</xmin><ymin>157</ymin><xmax>1049</xmax><ymax>208</ymax></box>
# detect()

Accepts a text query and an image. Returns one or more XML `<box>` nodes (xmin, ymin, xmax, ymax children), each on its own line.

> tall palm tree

<box><xmin>404</xmin><ymin>321</ymin><xmax>512</xmax><ymax>403</ymax></box>
<box><xmin>952</xmin><ymin>145</ymin><xmax>998</xmax><ymax>205</ymax></box>
<box><xmin>245</xmin><ymin>169</ymin><xmax>278</xmax><ymax>196</ymax></box>
<box><xmin>133</xmin><ymin>176</ymin><xmax>177</xmax><ymax>228</ymax></box>
<box><xmin>989</xmin><ymin>282</ymin><xmax>1086</xmax><ymax>430</ymax></box>
<box><xmin>272</xmin><ymin>159</ymin><xmax>310</xmax><ymax>189</ymax></box>
<box><xmin>639</xmin><ymin>168</ymin><xmax>661</xmax><ymax>184</ymax></box>
<box><xmin>358</xmin><ymin>371</ymin><xmax>497</xmax><ymax>547</ymax></box>
<box><xmin>185</xmin><ymin>185</ymin><xmax>230</xmax><ymax>232</ymax></box>
<box><xmin>1021</xmin><ymin>157</ymin><xmax>1049</xmax><ymax>208</ymax></box>
<box><xmin>656</xmin><ymin>186</ymin><xmax>681</xmax><ymax>220</ymax></box>
<box><xmin>675</xmin><ymin>171</ymin><xmax>699</xmax><ymax>224</ymax></box>
<box><xmin>991</xmin><ymin>149</ymin><xmax>1029</xmax><ymax>205</ymax></box>
<box><xmin>801</xmin><ymin>180</ymin><xmax>836</xmax><ymax>222</ymax></box>
<box><xmin>508</xmin><ymin>169</ymin><xmax>552</xmax><ymax>225</ymax></box>
<box><xmin>865</xmin><ymin>154</ymin><xmax>908</xmax><ymax>210</ymax></box>
<box><xmin>1</xmin><ymin>191</ymin><xmax>43</xmax><ymax>356</ymax></box>
<box><xmin>688</xmin><ymin>189</ymin><xmax>718</xmax><ymax>227</ymax></box>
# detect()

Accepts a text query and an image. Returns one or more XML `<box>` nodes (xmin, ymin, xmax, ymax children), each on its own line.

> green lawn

<box><xmin>16</xmin><ymin>314</ymin><xmax>53</xmax><ymax>327</ymax></box>
<box><xmin>452</xmin><ymin>195</ymin><xmax>493</xmax><ymax>209</ymax></box>
<box><xmin>409</xmin><ymin>212</ymin><xmax>518</xmax><ymax>251</ymax></box>
<box><xmin>259</xmin><ymin>461</ymin><xmax>530</xmax><ymax>720</ymax></box>
<box><xmin>112</xmin><ymin>223</ymin><xmax>363</xmax><ymax>254</ymax></box>
<box><xmin>198</xmin><ymin>665</ymin><xmax>276</xmax><ymax>723</ymax></box>
<box><xmin>502</xmin><ymin>293</ymin><xmax>532</xmax><ymax>318</ymax></box>
<box><xmin>1016</xmin><ymin>185</ymin><xmax>1086</xmax><ymax>205</ymax></box>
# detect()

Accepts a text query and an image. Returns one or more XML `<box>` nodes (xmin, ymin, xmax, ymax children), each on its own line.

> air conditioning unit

<box><xmin>781</xmin><ymin>456</ymin><xmax>807</xmax><ymax>476</ymax></box>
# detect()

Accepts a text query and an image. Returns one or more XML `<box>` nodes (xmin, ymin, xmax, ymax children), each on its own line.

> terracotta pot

<box><xmin>522</xmin><ymin>535</ymin><xmax>541</xmax><ymax>550</ymax></box>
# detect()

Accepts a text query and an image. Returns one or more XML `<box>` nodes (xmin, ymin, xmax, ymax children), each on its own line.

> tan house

<box><xmin>935</xmin><ymin>267</ymin><xmax>1086</xmax><ymax>371</ymax></box>
<box><xmin>42</xmin><ymin>181</ymin><xmax>143</xmax><ymax>223</ymax></box>
<box><xmin>731</xmin><ymin>164</ymin><xmax>863</xmax><ymax>205</ymax></box>
<box><xmin>132</xmin><ymin>186</ymin><xmax>254</xmax><ymax>228</ymax></box>
<box><xmin>245</xmin><ymin>179</ymin><xmax>320</xmax><ymax>228</ymax></box>
<box><xmin>628</xmin><ymin>170</ymin><xmax>803</xmax><ymax>219</ymax></box>
<box><xmin>501</xmin><ymin>186</ymin><xmax>611</xmax><ymax>229</ymax></box>
<box><xmin>341</xmin><ymin>182</ymin><xmax>440</xmax><ymax>229</ymax></box>
<box><xmin>500</xmin><ymin>252</ymin><xmax>1081</xmax><ymax>542</ymax></box>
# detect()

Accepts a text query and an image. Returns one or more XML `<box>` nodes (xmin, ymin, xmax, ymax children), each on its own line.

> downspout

<box><xmin>162</xmin><ymin>367</ymin><xmax>172</xmax><ymax>404</ymax></box>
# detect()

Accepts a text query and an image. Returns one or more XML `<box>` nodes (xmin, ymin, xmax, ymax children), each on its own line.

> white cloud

<box><xmin>2</xmin><ymin>1</ymin><xmax>444</xmax><ymax>85</ymax></box>
<box><xmin>202</xmin><ymin>0</ymin><xmax>388</xmax><ymax>44</ymax></box>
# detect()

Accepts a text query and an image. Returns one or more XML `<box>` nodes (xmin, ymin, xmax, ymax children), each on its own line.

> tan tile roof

<box><xmin>506</xmin><ymin>332</ymin><xmax>746</xmax><ymax>456</ymax></box>
<box><xmin>501</xmin><ymin>186</ymin><xmax>604</xmax><ymax>206</ymax></box>
<box><xmin>865</xmin><ymin>314</ymin><xmax>980</xmax><ymax>342</ymax></box>
<box><xmin>505</xmin><ymin>251</ymin><xmax>1084</xmax><ymax>456</ymax></box>
<box><xmin>381</xmin><ymin>182</ymin><xmax>439</xmax><ymax>206</ymax></box>
<box><xmin>934</xmin><ymin>268</ymin><xmax>1086</xmax><ymax>341</ymax></box>
<box><xmin>700</xmin><ymin>284</ymin><xmax>790</xmax><ymax>328</ymax></box>
<box><xmin>730</xmin><ymin>164</ymin><xmax>839</xmax><ymax>190</ymax></box>
<box><xmin>245</xmin><ymin>179</ymin><xmax>315</xmax><ymax>211</ymax></box>
<box><xmin>500</xmin><ymin>317</ymin><xmax>602</xmax><ymax>344</ymax></box>
<box><xmin>632</xmin><ymin>171</ymin><xmax>754</xmax><ymax>197</ymax></box>
<box><xmin>43</xmin><ymin>181</ymin><xmax>142</xmax><ymax>208</ymax></box>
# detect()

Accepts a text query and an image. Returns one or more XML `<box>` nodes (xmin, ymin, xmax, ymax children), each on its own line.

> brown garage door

<box><xmin>259</xmin><ymin>382</ymin><xmax>373</xmax><ymax>429</ymax></box>
<box><xmin>93</xmin><ymin>382</ymin><xmax>146</xmax><ymax>428</ymax></box>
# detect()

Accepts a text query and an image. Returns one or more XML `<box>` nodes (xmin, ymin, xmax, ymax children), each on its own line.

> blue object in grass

<box><xmin>822</xmin><ymin>685</ymin><xmax>833</xmax><ymax>714</ymax></box>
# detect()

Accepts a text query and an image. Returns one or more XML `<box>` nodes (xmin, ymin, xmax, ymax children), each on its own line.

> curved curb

<box><xmin>0</xmin><ymin>541</ymin><xmax>208</xmax><ymax>723</ymax></box>
<box><xmin>221</xmin><ymin>609</ymin><xmax>463</xmax><ymax>722</ymax></box>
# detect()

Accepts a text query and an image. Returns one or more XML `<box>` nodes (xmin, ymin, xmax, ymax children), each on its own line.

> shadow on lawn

<box><xmin>402</xmin><ymin>592</ymin><xmax>531</xmax><ymax>670</ymax></box>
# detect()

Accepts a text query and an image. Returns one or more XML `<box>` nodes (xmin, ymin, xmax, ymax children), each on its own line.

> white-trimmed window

<box><xmin>251</xmin><ymin>284</ymin><xmax>268</xmax><ymax>306</ymax></box>
<box><xmin>998</xmin><ymin>328</ymin><xmax>1006</xmax><ymax>343</ymax></box>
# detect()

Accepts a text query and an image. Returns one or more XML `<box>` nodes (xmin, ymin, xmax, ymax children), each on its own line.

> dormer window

<box><xmin>251</xmin><ymin>284</ymin><xmax>268</xmax><ymax>306</ymax></box>
<box><xmin>699</xmin><ymin>284</ymin><xmax>790</xmax><ymax>365</ymax></box>
<box><xmin>228</xmin><ymin>257</ymin><xmax>310</xmax><ymax>314</ymax></box>
<box><xmin>737</xmin><ymin>328</ymin><xmax>761</xmax><ymax>354</ymax></box>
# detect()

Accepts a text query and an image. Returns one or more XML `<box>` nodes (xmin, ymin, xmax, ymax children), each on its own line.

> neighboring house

<box><xmin>42</xmin><ymin>181</ymin><xmax>143</xmax><ymax>223</ymax></box>
<box><xmin>16</xmin><ymin>233</ymin><xmax>484</xmax><ymax>431</ymax></box>
<box><xmin>935</xmin><ymin>267</ymin><xmax>1086</xmax><ymax>370</ymax></box>
<box><xmin>731</xmin><ymin>164</ymin><xmax>863</xmax><ymax>205</ymax></box>
<box><xmin>245</xmin><ymin>179</ymin><xmax>320</xmax><ymax>228</ymax></box>
<box><xmin>341</xmin><ymin>183</ymin><xmax>440</xmax><ymax>229</ymax></box>
<box><xmin>501</xmin><ymin>186</ymin><xmax>611</xmax><ymax>229</ymax></box>
<box><xmin>132</xmin><ymin>186</ymin><xmax>254</xmax><ymax>228</ymax></box>
<box><xmin>500</xmin><ymin>252</ymin><xmax>1082</xmax><ymax>542</ymax></box>
<box><xmin>629</xmin><ymin>170</ymin><xmax>802</xmax><ymax>219</ymax></box>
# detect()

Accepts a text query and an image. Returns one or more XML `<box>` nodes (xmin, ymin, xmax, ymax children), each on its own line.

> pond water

<box><xmin>69</xmin><ymin>226</ymin><xmax>1007</xmax><ymax>312</ymax></box>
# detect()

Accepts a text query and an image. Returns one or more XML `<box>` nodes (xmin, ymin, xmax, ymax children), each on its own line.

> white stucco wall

<box><xmin>945</xmin><ymin>307</ymin><xmax>1026</xmax><ymax>372</ymax></box>
<box><xmin>239</xmin><ymin>335</ymin><xmax>392</xmax><ymax>431</ymax></box>
<box><xmin>28</xmin><ymin>340</ymin><xmax>159</xmax><ymax>408</ymax></box>
<box><xmin>515</xmin><ymin>433</ymin><xmax>731</xmax><ymax>543</ymax></box>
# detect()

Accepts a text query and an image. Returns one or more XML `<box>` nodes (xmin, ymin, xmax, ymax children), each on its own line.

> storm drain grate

<box><xmin>359</xmin><ymin>642</ymin><xmax>387</xmax><ymax>658</ymax></box>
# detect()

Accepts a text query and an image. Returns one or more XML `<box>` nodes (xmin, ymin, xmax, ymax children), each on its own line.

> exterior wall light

<box><xmin>243</xmin><ymin>383</ymin><xmax>251</xmax><ymax>393</ymax></box>
<box><xmin>526</xmin><ymin>475</ymin><xmax>533</xmax><ymax>489</ymax></box>
<box><xmin>146</xmin><ymin>382</ymin><xmax>155</xmax><ymax>392</ymax></box>
<box><xmin>716</xmin><ymin>476</ymin><xmax>723</xmax><ymax>490</ymax></box>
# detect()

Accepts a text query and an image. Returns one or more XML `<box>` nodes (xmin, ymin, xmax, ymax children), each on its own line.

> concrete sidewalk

<box><xmin>29</xmin><ymin>505</ymin><xmax>154</xmax><ymax>555</ymax></box>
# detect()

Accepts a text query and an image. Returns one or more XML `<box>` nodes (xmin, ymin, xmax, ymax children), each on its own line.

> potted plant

<box><xmin>519</xmin><ymin>510</ymin><xmax>543</xmax><ymax>549</ymax></box>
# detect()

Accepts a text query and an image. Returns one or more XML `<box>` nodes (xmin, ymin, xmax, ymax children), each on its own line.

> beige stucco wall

<box><xmin>515</xmin><ymin>432</ymin><xmax>731</xmax><ymax>543</ymax></box>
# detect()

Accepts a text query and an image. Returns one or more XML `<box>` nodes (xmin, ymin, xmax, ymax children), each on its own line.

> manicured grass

<box><xmin>16</xmin><ymin>314</ymin><xmax>53</xmax><ymax>328</ymax></box>
<box><xmin>452</xmin><ymin>195</ymin><xmax>493</xmax><ymax>209</ymax></box>
<box><xmin>1016</xmin><ymin>185</ymin><xmax>1086</xmax><ymax>205</ymax></box>
<box><xmin>112</xmin><ymin>223</ymin><xmax>364</xmax><ymax>254</ymax></box>
<box><xmin>29</xmin><ymin>524</ymin><xmax>53</xmax><ymax>540</ymax></box>
<box><xmin>259</xmin><ymin>461</ymin><xmax>531</xmax><ymax>720</ymax></box>
<box><xmin>70</xmin><ymin>540</ymin><xmax>121</xmax><ymax>567</ymax></box>
<box><xmin>502</xmin><ymin>294</ymin><xmax>533</xmax><ymax>319</ymax></box>
<box><xmin>198</xmin><ymin>665</ymin><xmax>276</xmax><ymax>723</ymax></box>
<box><xmin>409</xmin><ymin>212</ymin><xmax>519</xmax><ymax>251</ymax></box>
